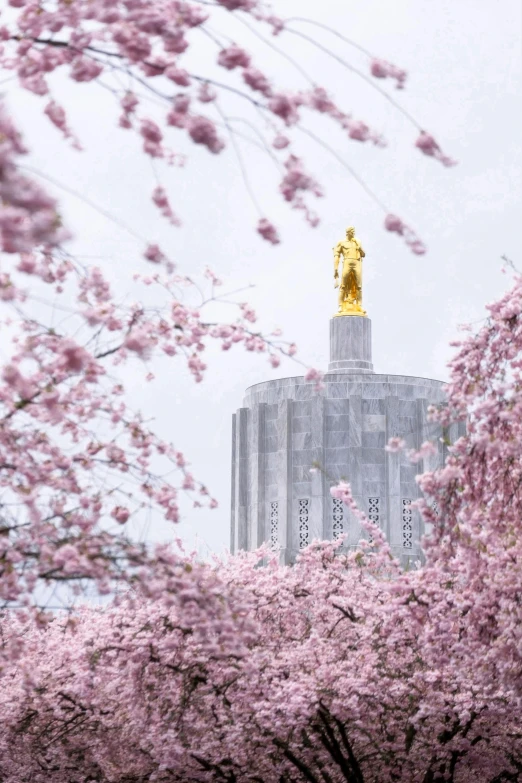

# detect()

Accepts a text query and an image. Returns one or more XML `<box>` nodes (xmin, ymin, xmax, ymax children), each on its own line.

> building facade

<box><xmin>230</xmin><ymin>314</ymin><xmax>462</xmax><ymax>564</ymax></box>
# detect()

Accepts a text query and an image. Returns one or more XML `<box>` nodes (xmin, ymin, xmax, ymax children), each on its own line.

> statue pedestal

<box><xmin>328</xmin><ymin>315</ymin><xmax>373</xmax><ymax>374</ymax></box>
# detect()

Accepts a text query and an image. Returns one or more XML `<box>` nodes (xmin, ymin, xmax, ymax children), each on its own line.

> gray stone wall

<box><xmin>230</xmin><ymin>317</ymin><xmax>463</xmax><ymax>565</ymax></box>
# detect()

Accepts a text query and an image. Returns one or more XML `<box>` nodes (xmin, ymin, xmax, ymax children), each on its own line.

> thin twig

<box><xmin>283</xmin><ymin>25</ymin><xmax>422</xmax><ymax>130</ymax></box>
<box><xmin>213</xmin><ymin>101</ymin><xmax>263</xmax><ymax>216</ymax></box>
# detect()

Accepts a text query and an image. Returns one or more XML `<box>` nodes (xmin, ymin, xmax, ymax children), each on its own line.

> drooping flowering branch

<box><xmin>0</xmin><ymin>0</ymin><xmax>454</xmax><ymax>253</ymax></box>
<box><xmin>0</xmin><ymin>104</ymin><xmax>301</xmax><ymax>618</ymax></box>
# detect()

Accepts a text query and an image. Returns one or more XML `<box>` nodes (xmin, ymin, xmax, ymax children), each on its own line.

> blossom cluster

<box><xmin>0</xmin><ymin>0</ymin><xmax>455</xmax><ymax>249</ymax></box>
<box><xmin>0</xmin><ymin>526</ymin><xmax>519</xmax><ymax>781</ymax></box>
<box><xmin>0</xmin><ymin>107</ymin><xmax>300</xmax><ymax>619</ymax></box>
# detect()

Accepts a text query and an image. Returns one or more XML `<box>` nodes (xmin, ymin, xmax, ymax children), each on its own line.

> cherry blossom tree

<box><xmin>0</xmin><ymin>0</ymin><xmax>456</xmax><ymax>623</ymax></box>
<box><xmin>0</xmin><ymin>521</ymin><xmax>520</xmax><ymax>781</ymax></box>
<box><xmin>3</xmin><ymin>268</ymin><xmax>522</xmax><ymax>780</ymax></box>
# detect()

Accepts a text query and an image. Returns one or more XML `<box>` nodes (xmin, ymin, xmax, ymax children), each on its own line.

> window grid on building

<box><xmin>332</xmin><ymin>498</ymin><xmax>344</xmax><ymax>540</ymax></box>
<box><xmin>368</xmin><ymin>497</ymin><xmax>380</xmax><ymax>525</ymax></box>
<box><xmin>402</xmin><ymin>498</ymin><xmax>413</xmax><ymax>548</ymax></box>
<box><xmin>298</xmin><ymin>498</ymin><xmax>310</xmax><ymax>549</ymax></box>
<box><xmin>269</xmin><ymin>501</ymin><xmax>279</xmax><ymax>550</ymax></box>
<box><xmin>368</xmin><ymin>497</ymin><xmax>380</xmax><ymax>543</ymax></box>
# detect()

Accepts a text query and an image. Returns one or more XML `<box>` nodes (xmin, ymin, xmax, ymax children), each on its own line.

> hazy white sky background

<box><xmin>3</xmin><ymin>0</ymin><xmax>521</xmax><ymax>555</ymax></box>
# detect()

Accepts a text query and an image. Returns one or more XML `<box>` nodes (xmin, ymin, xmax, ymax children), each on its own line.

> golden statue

<box><xmin>333</xmin><ymin>225</ymin><xmax>367</xmax><ymax>316</ymax></box>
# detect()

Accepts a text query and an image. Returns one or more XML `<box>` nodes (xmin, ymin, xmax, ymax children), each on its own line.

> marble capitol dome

<box><xmin>230</xmin><ymin>228</ymin><xmax>462</xmax><ymax>565</ymax></box>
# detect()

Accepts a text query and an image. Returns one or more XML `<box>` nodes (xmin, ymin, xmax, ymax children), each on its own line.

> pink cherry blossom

<box><xmin>144</xmin><ymin>243</ymin><xmax>165</xmax><ymax>263</ymax></box>
<box><xmin>44</xmin><ymin>101</ymin><xmax>81</xmax><ymax>149</ymax></box>
<box><xmin>186</xmin><ymin>116</ymin><xmax>225</xmax><ymax>153</ymax></box>
<box><xmin>384</xmin><ymin>214</ymin><xmax>427</xmax><ymax>254</ymax></box>
<box><xmin>279</xmin><ymin>155</ymin><xmax>322</xmax><ymax>203</ymax></box>
<box><xmin>304</xmin><ymin>366</ymin><xmax>325</xmax><ymax>391</ymax></box>
<box><xmin>239</xmin><ymin>302</ymin><xmax>256</xmax><ymax>322</ymax></box>
<box><xmin>272</xmin><ymin>134</ymin><xmax>290</xmax><ymax>149</ymax></box>
<box><xmin>371</xmin><ymin>58</ymin><xmax>407</xmax><ymax>88</ymax></box>
<box><xmin>164</xmin><ymin>65</ymin><xmax>191</xmax><ymax>86</ymax></box>
<box><xmin>17</xmin><ymin>254</ymin><xmax>37</xmax><ymax>274</ymax></box>
<box><xmin>59</xmin><ymin>340</ymin><xmax>89</xmax><ymax>373</ymax></box>
<box><xmin>164</xmin><ymin>32</ymin><xmax>190</xmax><ymax>54</ymax></box>
<box><xmin>347</xmin><ymin>119</ymin><xmax>372</xmax><ymax>141</ymax></box>
<box><xmin>121</xmin><ymin>92</ymin><xmax>139</xmax><ymax>114</ymax></box>
<box><xmin>69</xmin><ymin>56</ymin><xmax>103</xmax><ymax>82</ymax></box>
<box><xmin>243</xmin><ymin>66</ymin><xmax>272</xmax><ymax>96</ymax></box>
<box><xmin>385</xmin><ymin>436</ymin><xmax>406</xmax><ymax>452</ymax></box>
<box><xmin>384</xmin><ymin>213</ymin><xmax>404</xmax><ymax>233</ymax></box>
<box><xmin>217</xmin><ymin>0</ymin><xmax>257</xmax><ymax>10</ymax></box>
<box><xmin>152</xmin><ymin>186</ymin><xmax>181</xmax><ymax>226</ymax></box>
<box><xmin>204</xmin><ymin>266</ymin><xmax>222</xmax><ymax>286</ymax></box>
<box><xmin>257</xmin><ymin>218</ymin><xmax>280</xmax><ymax>244</ymax></box>
<box><xmin>111</xmin><ymin>506</ymin><xmax>130</xmax><ymax>524</ymax></box>
<box><xmin>172</xmin><ymin>94</ymin><xmax>190</xmax><ymax>114</ymax></box>
<box><xmin>197</xmin><ymin>82</ymin><xmax>217</xmax><ymax>103</ymax></box>
<box><xmin>124</xmin><ymin>327</ymin><xmax>154</xmax><ymax>358</ymax></box>
<box><xmin>140</xmin><ymin>118</ymin><xmax>164</xmax><ymax>157</ymax></box>
<box><xmin>217</xmin><ymin>44</ymin><xmax>251</xmax><ymax>70</ymax></box>
<box><xmin>269</xmin><ymin>94</ymin><xmax>301</xmax><ymax>125</ymax></box>
<box><xmin>416</xmin><ymin>130</ymin><xmax>457</xmax><ymax>167</ymax></box>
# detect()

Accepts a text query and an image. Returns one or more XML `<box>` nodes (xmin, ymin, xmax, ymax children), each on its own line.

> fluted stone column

<box><xmin>249</xmin><ymin>403</ymin><xmax>265</xmax><ymax>549</ymax></box>
<box><xmin>277</xmin><ymin>399</ymin><xmax>293</xmax><ymax>564</ymax></box>
<box><xmin>328</xmin><ymin>316</ymin><xmax>373</xmax><ymax>374</ymax></box>
<box><xmin>232</xmin><ymin>408</ymin><xmax>248</xmax><ymax>552</ymax></box>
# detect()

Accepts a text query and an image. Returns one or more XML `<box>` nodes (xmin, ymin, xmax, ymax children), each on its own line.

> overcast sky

<box><xmin>4</xmin><ymin>0</ymin><xmax>521</xmax><ymax>555</ymax></box>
